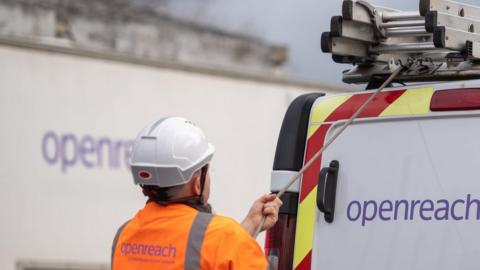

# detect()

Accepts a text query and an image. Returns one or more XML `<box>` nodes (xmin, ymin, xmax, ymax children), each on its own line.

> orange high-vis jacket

<box><xmin>111</xmin><ymin>202</ymin><xmax>268</xmax><ymax>270</ymax></box>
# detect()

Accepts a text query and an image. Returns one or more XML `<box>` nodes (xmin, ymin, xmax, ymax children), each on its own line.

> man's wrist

<box><xmin>241</xmin><ymin>218</ymin><xmax>257</xmax><ymax>237</ymax></box>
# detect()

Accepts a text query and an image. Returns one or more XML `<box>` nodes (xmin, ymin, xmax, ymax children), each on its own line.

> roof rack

<box><xmin>322</xmin><ymin>0</ymin><xmax>480</xmax><ymax>85</ymax></box>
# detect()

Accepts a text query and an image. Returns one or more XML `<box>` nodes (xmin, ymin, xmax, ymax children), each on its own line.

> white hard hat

<box><xmin>130</xmin><ymin>117</ymin><xmax>215</xmax><ymax>187</ymax></box>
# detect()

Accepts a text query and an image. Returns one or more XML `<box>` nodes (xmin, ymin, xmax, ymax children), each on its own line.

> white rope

<box><xmin>254</xmin><ymin>66</ymin><xmax>404</xmax><ymax>238</ymax></box>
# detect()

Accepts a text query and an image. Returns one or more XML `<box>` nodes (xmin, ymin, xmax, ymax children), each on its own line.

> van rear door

<box><xmin>304</xmin><ymin>87</ymin><xmax>480</xmax><ymax>270</ymax></box>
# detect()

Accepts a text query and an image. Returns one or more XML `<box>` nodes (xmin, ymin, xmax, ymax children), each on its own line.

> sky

<box><xmin>139</xmin><ymin>0</ymin><xmax>477</xmax><ymax>86</ymax></box>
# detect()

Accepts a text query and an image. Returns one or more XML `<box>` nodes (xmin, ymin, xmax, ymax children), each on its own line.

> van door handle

<box><xmin>317</xmin><ymin>160</ymin><xmax>340</xmax><ymax>223</ymax></box>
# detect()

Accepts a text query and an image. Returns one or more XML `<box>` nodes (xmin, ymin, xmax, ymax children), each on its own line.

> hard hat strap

<box><xmin>198</xmin><ymin>164</ymin><xmax>209</xmax><ymax>205</ymax></box>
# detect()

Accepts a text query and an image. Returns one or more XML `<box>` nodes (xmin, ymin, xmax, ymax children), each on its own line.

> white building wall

<box><xmin>0</xmin><ymin>44</ymin><xmax>340</xmax><ymax>270</ymax></box>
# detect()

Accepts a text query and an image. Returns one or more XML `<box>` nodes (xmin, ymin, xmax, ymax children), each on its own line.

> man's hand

<box><xmin>241</xmin><ymin>194</ymin><xmax>283</xmax><ymax>237</ymax></box>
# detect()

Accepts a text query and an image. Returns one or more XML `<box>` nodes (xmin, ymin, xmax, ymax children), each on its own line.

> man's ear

<box><xmin>191</xmin><ymin>174</ymin><xmax>201</xmax><ymax>196</ymax></box>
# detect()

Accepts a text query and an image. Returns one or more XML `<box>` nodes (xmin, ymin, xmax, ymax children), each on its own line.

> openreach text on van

<box><xmin>41</xmin><ymin>131</ymin><xmax>133</xmax><ymax>173</ymax></box>
<box><xmin>347</xmin><ymin>195</ymin><xmax>480</xmax><ymax>226</ymax></box>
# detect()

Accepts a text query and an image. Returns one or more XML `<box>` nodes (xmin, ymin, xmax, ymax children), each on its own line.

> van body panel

<box><xmin>293</xmin><ymin>86</ymin><xmax>436</xmax><ymax>269</ymax></box>
<box><xmin>312</xmin><ymin>114</ymin><xmax>480</xmax><ymax>270</ymax></box>
<box><xmin>290</xmin><ymin>84</ymin><xmax>480</xmax><ymax>270</ymax></box>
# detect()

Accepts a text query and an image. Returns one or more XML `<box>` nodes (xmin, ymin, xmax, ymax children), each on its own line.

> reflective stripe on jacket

<box><xmin>111</xmin><ymin>202</ymin><xmax>268</xmax><ymax>270</ymax></box>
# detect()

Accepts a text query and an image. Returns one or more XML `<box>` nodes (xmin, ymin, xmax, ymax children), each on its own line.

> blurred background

<box><xmin>1</xmin><ymin>0</ymin><xmax>474</xmax><ymax>269</ymax></box>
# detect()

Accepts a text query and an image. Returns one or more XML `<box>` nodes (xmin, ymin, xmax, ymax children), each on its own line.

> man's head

<box><xmin>130</xmin><ymin>117</ymin><xmax>215</xmax><ymax>204</ymax></box>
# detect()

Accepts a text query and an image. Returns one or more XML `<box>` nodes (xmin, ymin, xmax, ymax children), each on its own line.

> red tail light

<box><xmin>431</xmin><ymin>88</ymin><xmax>480</xmax><ymax>111</ymax></box>
<box><xmin>265</xmin><ymin>193</ymin><xmax>298</xmax><ymax>270</ymax></box>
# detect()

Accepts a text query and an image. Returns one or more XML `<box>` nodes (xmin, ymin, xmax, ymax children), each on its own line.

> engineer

<box><xmin>111</xmin><ymin>117</ymin><xmax>282</xmax><ymax>270</ymax></box>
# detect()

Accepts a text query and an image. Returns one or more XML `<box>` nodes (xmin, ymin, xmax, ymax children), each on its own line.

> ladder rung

<box><xmin>371</xmin><ymin>42</ymin><xmax>442</xmax><ymax>53</ymax></box>
<box><xmin>385</xmin><ymin>27</ymin><xmax>431</xmax><ymax>37</ymax></box>
<box><xmin>382</xmin><ymin>11</ymin><xmax>423</xmax><ymax>22</ymax></box>
<box><xmin>381</xmin><ymin>20</ymin><xmax>426</xmax><ymax>29</ymax></box>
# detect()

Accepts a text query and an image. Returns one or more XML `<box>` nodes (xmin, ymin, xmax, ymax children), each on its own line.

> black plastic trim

<box><xmin>366</xmin><ymin>74</ymin><xmax>392</xmax><ymax>90</ymax></box>
<box><xmin>321</xmin><ymin>32</ymin><xmax>332</xmax><ymax>53</ymax></box>
<box><xmin>272</xmin><ymin>93</ymin><xmax>325</xmax><ymax>172</ymax></box>
<box><xmin>425</xmin><ymin>11</ymin><xmax>437</xmax><ymax>33</ymax></box>
<box><xmin>278</xmin><ymin>192</ymin><xmax>299</xmax><ymax>215</ymax></box>
<box><xmin>332</xmin><ymin>55</ymin><xmax>366</xmax><ymax>64</ymax></box>
<box><xmin>433</xmin><ymin>26</ymin><xmax>446</xmax><ymax>48</ymax></box>
<box><xmin>332</xmin><ymin>55</ymin><xmax>352</xmax><ymax>64</ymax></box>
<box><xmin>419</xmin><ymin>0</ymin><xmax>430</xmax><ymax>16</ymax></box>
<box><xmin>342</xmin><ymin>0</ymin><xmax>354</xmax><ymax>20</ymax></box>
<box><xmin>331</xmin><ymin>16</ymin><xmax>343</xmax><ymax>37</ymax></box>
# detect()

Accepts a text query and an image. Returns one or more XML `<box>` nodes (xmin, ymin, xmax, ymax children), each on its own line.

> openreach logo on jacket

<box><xmin>347</xmin><ymin>194</ymin><xmax>480</xmax><ymax>226</ymax></box>
<box><xmin>120</xmin><ymin>242</ymin><xmax>177</xmax><ymax>264</ymax></box>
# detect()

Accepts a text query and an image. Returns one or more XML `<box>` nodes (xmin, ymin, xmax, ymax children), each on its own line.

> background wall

<box><xmin>0</xmin><ymin>44</ymin><xmax>342</xmax><ymax>269</ymax></box>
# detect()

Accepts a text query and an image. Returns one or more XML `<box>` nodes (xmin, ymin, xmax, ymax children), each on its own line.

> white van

<box><xmin>265</xmin><ymin>0</ymin><xmax>480</xmax><ymax>268</ymax></box>
<box><xmin>266</xmin><ymin>82</ymin><xmax>480</xmax><ymax>270</ymax></box>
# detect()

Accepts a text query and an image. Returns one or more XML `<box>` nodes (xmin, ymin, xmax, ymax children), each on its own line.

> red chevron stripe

<box><xmin>299</xmin><ymin>124</ymin><xmax>331</xmax><ymax>201</ymax></box>
<box><xmin>295</xmin><ymin>250</ymin><xmax>312</xmax><ymax>270</ymax></box>
<box><xmin>299</xmin><ymin>90</ymin><xmax>405</xmax><ymax>202</ymax></box>
<box><xmin>325</xmin><ymin>90</ymin><xmax>406</xmax><ymax>122</ymax></box>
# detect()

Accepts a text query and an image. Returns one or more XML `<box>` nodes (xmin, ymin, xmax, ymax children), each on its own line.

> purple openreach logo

<box><xmin>347</xmin><ymin>194</ymin><xmax>480</xmax><ymax>226</ymax></box>
<box><xmin>41</xmin><ymin>131</ymin><xmax>133</xmax><ymax>173</ymax></box>
<box><xmin>121</xmin><ymin>242</ymin><xmax>177</xmax><ymax>258</ymax></box>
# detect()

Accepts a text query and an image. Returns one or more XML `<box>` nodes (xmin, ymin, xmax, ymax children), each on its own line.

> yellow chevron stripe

<box><xmin>293</xmin><ymin>186</ymin><xmax>317</xmax><ymax>268</ymax></box>
<box><xmin>296</xmin><ymin>95</ymin><xmax>350</xmax><ymax>268</ymax></box>
<box><xmin>307</xmin><ymin>95</ymin><xmax>350</xmax><ymax>139</ymax></box>
<box><xmin>306</xmin><ymin>124</ymin><xmax>320</xmax><ymax>141</ymax></box>
<box><xmin>380</xmin><ymin>87</ymin><xmax>433</xmax><ymax>117</ymax></box>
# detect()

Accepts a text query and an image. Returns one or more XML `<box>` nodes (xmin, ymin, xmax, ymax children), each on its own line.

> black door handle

<box><xmin>317</xmin><ymin>160</ymin><xmax>340</xmax><ymax>223</ymax></box>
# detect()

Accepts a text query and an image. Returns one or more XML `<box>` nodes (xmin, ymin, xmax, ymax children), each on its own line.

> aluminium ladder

<box><xmin>321</xmin><ymin>0</ymin><xmax>480</xmax><ymax>85</ymax></box>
